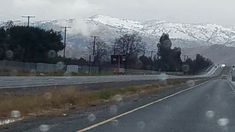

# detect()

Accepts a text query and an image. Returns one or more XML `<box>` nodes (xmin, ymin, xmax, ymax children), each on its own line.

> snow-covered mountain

<box><xmin>32</xmin><ymin>15</ymin><xmax>235</xmax><ymax>47</ymax></box>
<box><xmin>86</xmin><ymin>15</ymin><xmax>235</xmax><ymax>45</ymax></box>
<box><xmin>2</xmin><ymin>15</ymin><xmax>235</xmax><ymax>58</ymax></box>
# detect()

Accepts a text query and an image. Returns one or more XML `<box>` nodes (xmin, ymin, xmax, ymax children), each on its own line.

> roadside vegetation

<box><xmin>0</xmin><ymin>79</ymin><xmax>197</xmax><ymax>118</ymax></box>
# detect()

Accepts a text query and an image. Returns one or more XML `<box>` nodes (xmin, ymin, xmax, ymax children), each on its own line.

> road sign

<box><xmin>111</xmin><ymin>55</ymin><xmax>126</xmax><ymax>65</ymax></box>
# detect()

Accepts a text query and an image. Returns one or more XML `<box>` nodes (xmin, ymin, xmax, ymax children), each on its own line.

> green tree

<box><xmin>5</xmin><ymin>26</ymin><xmax>64</xmax><ymax>62</ymax></box>
<box><xmin>184</xmin><ymin>54</ymin><xmax>213</xmax><ymax>74</ymax></box>
<box><xmin>157</xmin><ymin>33</ymin><xmax>182</xmax><ymax>71</ymax></box>
<box><xmin>0</xmin><ymin>28</ymin><xmax>6</xmax><ymax>59</ymax></box>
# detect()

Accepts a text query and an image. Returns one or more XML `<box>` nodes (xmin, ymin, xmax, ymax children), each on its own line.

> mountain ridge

<box><xmin>1</xmin><ymin>15</ymin><xmax>235</xmax><ymax>62</ymax></box>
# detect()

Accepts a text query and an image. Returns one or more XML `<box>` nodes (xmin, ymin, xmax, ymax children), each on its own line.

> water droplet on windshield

<box><xmin>10</xmin><ymin>110</ymin><xmax>21</xmax><ymax>118</ymax></box>
<box><xmin>39</xmin><ymin>124</ymin><xmax>50</xmax><ymax>132</ymax></box>
<box><xmin>56</xmin><ymin>62</ymin><xmax>65</xmax><ymax>70</ymax></box>
<box><xmin>109</xmin><ymin>105</ymin><xmax>118</xmax><ymax>115</ymax></box>
<box><xmin>48</xmin><ymin>50</ymin><xmax>57</xmax><ymax>58</ymax></box>
<box><xmin>182</xmin><ymin>64</ymin><xmax>190</xmax><ymax>73</ymax></box>
<box><xmin>43</xmin><ymin>92</ymin><xmax>52</xmax><ymax>100</ymax></box>
<box><xmin>205</xmin><ymin>110</ymin><xmax>215</xmax><ymax>118</ymax></box>
<box><xmin>111</xmin><ymin>119</ymin><xmax>119</xmax><ymax>127</ymax></box>
<box><xmin>187</xmin><ymin>80</ymin><xmax>195</xmax><ymax>87</ymax></box>
<box><xmin>87</xmin><ymin>113</ymin><xmax>96</xmax><ymax>122</ymax></box>
<box><xmin>30</xmin><ymin>69</ymin><xmax>37</xmax><ymax>76</ymax></box>
<box><xmin>5</xmin><ymin>50</ymin><xmax>14</xmax><ymax>59</ymax></box>
<box><xmin>137</xmin><ymin>121</ymin><xmax>146</xmax><ymax>129</ymax></box>
<box><xmin>217</xmin><ymin>118</ymin><xmax>229</xmax><ymax>127</ymax></box>
<box><xmin>112</xmin><ymin>95</ymin><xmax>123</xmax><ymax>102</ymax></box>
<box><xmin>159</xmin><ymin>73</ymin><xmax>168</xmax><ymax>81</ymax></box>
<box><xmin>9</xmin><ymin>69</ymin><xmax>18</xmax><ymax>76</ymax></box>
<box><xmin>64</xmin><ymin>72</ymin><xmax>72</xmax><ymax>77</ymax></box>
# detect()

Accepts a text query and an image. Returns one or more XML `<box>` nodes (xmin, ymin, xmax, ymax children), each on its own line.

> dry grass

<box><xmin>0</xmin><ymin>79</ymin><xmax>188</xmax><ymax>118</ymax></box>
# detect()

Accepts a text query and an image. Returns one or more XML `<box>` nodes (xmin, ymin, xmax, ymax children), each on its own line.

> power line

<box><xmin>22</xmin><ymin>15</ymin><xmax>35</xmax><ymax>27</ymax></box>
<box><xmin>61</xmin><ymin>26</ymin><xmax>71</xmax><ymax>58</ymax></box>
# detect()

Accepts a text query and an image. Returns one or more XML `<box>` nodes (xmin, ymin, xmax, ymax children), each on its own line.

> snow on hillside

<box><xmin>2</xmin><ymin>15</ymin><xmax>235</xmax><ymax>59</ymax></box>
<box><xmin>88</xmin><ymin>15</ymin><xmax>235</xmax><ymax>45</ymax></box>
<box><xmin>2</xmin><ymin>15</ymin><xmax>235</xmax><ymax>46</ymax></box>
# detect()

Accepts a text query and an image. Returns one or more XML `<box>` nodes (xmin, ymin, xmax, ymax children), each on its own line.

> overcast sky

<box><xmin>0</xmin><ymin>0</ymin><xmax>234</xmax><ymax>26</ymax></box>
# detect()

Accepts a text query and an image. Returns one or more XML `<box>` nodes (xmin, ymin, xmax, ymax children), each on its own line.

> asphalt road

<box><xmin>1</xmin><ymin>67</ymin><xmax>231</xmax><ymax>132</ymax></box>
<box><xmin>0</xmin><ymin>66</ymin><xmax>220</xmax><ymax>89</ymax></box>
<box><xmin>80</xmin><ymin>79</ymin><xmax>235</xmax><ymax>132</ymax></box>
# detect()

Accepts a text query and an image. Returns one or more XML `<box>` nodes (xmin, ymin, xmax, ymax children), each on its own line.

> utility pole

<box><xmin>91</xmin><ymin>36</ymin><xmax>98</xmax><ymax>56</ymax></box>
<box><xmin>22</xmin><ymin>16</ymin><xmax>35</xmax><ymax>27</ymax></box>
<box><xmin>61</xmin><ymin>26</ymin><xmax>71</xmax><ymax>59</ymax></box>
<box><xmin>113</xmin><ymin>44</ymin><xmax>116</xmax><ymax>55</ymax></box>
<box><xmin>88</xmin><ymin>36</ymin><xmax>98</xmax><ymax>74</ymax></box>
<box><xmin>150</xmin><ymin>51</ymin><xmax>154</xmax><ymax>59</ymax></box>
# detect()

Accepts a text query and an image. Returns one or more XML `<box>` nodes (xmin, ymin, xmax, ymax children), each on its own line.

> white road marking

<box><xmin>77</xmin><ymin>80</ymin><xmax>210</xmax><ymax>132</ymax></box>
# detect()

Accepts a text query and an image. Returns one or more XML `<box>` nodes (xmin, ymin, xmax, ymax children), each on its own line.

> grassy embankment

<box><xmin>0</xmin><ymin>79</ymin><xmax>198</xmax><ymax>118</ymax></box>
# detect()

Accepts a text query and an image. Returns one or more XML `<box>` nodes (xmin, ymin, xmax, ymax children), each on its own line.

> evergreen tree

<box><xmin>0</xmin><ymin>26</ymin><xmax>64</xmax><ymax>63</ymax></box>
<box><xmin>157</xmin><ymin>33</ymin><xmax>182</xmax><ymax>71</ymax></box>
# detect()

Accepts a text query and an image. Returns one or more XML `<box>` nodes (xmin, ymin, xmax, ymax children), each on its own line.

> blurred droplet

<box><xmin>39</xmin><ymin>73</ymin><xmax>45</xmax><ymax>76</ymax></box>
<box><xmin>43</xmin><ymin>92</ymin><xmax>52</xmax><ymax>100</ymax></box>
<box><xmin>87</xmin><ymin>113</ymin><xmax>96</xmax><ymax>122</ymax></box>
<box><xmin>64</xmin><ymin>72</ymin><xmax>72</xmax><ymax>76</ymax></box>
<box><xmin>137</xmin><ymin>121</ymin><xmax>146</xmax><ymax>129</ymax></box>
<box><xmin>159</xmin><ymin>73</ymin><xmax>168</xmax><ymax>82</ymax></box>
<box><xmin>56</xmin><ymin>62</ymin><xmax>65</xmax><ymax>70</ymax></box>
<box><xmin>5</xmin><ymin>50</ymin><xmax>14</xmax><ymax>59</ymax></box>
<box><xmin>112</xmin><ymin>95</ymin><xmax>123</xmax><ymax>102</ymax></box>
<box><xmin>10</xmin><ymin>110</ymin><xmax>21</xmax><ymax>118</ymax></box>
<box><xmin>30</xmin><ymin>69</ymin><xmax>37</xmax><ymax>76</ymax></box>
<box><xmin>182</xmin><ymin>64</ymin><xmax>190</xmax><ymax>73</ymax></box>
<box><xmin>164</xmin><ymin>105</ymin><xmax>172</xmax><ymax>112</ymax></box>
<box><xmin>217</xmin><ymin>118</ymin><xmax>229</xmax><ymax>127</ymax></box>
<box><xmin>187</xmin><ymin>80</ymin><xmax>195</xmax><ymax>87</ymax></box>
<box><xmin>48</xmin><ymin>50</ymin><xmax>57</xmax><ymax>58</ymax></box>
<box><xmin>111</xmin><ymin>119</ymin><xmax>119</xmax><ymax>127</ymax></box>
<box><xmin>39</xmin><ymin>124</ymin><xmax>50</xmax><ymax>132</ymax></box>
<box><xmin>9</xmin><ymin>69</ymin><xmax>18</xmax><ymax>76</ymax></box>
<box><xmin>205</xmin><ymin>110</ymin><xmax>215</xmax><ymax>118</ymax></box>
<box><xmin>109</xmin><ymin>105</ymin><xmax>118</xmax><ymax>115</ymax></box>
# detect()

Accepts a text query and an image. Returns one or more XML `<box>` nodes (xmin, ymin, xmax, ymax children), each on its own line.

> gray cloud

<box><xmin>0</xmin><ymin>0</ymin><xmax>234</xmax><ymax>26</ymax></box>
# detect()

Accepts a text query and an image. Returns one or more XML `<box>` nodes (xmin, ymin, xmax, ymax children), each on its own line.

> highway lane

<box><xmin>77</xmin><ymin>79</ymin><xmax>235</xmax><ymax>132</ymax></box>
<box><xmin>0</xmin><ymin>67</ymin><xmax>227</xmax><ymax>132</ymax></box>
<box><xmin>0</xmin><ymin>66</ymin><xmax>220</xmax><ymax>89</ymax></box>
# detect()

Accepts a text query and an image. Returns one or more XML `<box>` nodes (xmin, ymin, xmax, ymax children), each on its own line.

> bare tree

<box><xmin>88</xmin><ymin>38</ymin><xmax>109</xmax><ymax>72</ymax></box>
<box><xmin>114</xmin><ymin>34</ymin><xmax>145</xmax><ymax>68</ymax></box>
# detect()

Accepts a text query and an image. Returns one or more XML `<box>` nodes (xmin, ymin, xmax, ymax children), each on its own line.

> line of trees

<box><xmin>184</xmin><ymin>54</ymin><xmax>213</xmax><ymax>74</ymax></box>
<box><xmin>0</xmin><ymin>25</ymin><xmax>212</xmax><ymax>74</ymax></box>
<box><xmin>0</xmin><ymin>26</ymin><xmax>64</xmax><ymax>63</ymax></box>
<box><xmin>91</xmin><ymin>33</ymin><xmax>212</xmax><ymax>74</ymax></box>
